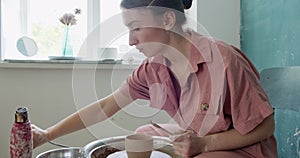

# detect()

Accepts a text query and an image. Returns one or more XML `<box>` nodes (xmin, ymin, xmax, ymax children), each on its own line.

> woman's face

<box><xmin>122</xmin><ymin>8</ymin><xmax>171</xmax><ymax>57</ymax></box>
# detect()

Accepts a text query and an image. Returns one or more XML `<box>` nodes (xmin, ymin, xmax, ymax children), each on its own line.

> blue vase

<box><xmin>62</xmin><ymin>26</ymin><xmax>73</xmax><ymax>57</ymax></box>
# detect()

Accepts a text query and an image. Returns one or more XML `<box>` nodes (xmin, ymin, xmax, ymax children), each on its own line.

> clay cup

<box><xmin>125</xmin><ymin>134</ymin><xmax>153</xmax><ymax>158</ymax></box>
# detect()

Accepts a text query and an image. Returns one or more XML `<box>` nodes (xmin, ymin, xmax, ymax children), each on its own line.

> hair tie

<box><xmin>182</xmin><ymin>0</ymin><xmax>193</xmax><ymax>9</ymax></box>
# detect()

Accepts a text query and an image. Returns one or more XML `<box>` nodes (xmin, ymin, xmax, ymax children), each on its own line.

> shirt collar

<box><xmin>186</xmin><ymin>29</ymin><xmax>213</xmax><ymax>73</ymax></box>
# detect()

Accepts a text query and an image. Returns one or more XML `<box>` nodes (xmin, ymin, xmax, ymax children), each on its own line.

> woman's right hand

<box><xmin>31</xmin><ymin>124</ymin><xmax>49</xmax><ymax>148</ymax></box>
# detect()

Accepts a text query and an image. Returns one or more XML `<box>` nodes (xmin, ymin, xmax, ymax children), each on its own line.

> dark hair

<box><xmin>120</xmin><ymin>0</ymin><xmax>193</xmax><ymax>25</ymax></box>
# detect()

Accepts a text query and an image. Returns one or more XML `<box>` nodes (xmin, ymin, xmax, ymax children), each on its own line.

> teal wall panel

<box><xmin>241</xmin><ymin>0</ymin><xmax>300</xmax><ymax>71</ymax></box>
<box><xmin>241</xmin><ymin>1</ymin><xmax>300</xmax><ymax>157</ymax></box>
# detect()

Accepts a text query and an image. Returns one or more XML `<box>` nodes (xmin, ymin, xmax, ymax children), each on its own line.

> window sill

<box><xmin>0</xmin><ymin>60</ymin><xmax>139</xmax><ymax>70</ymax></box>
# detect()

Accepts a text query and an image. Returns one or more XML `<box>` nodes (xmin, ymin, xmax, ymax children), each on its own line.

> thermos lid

<box><xmin>15</xmin><ymin>107</ymin><xmax>29</xmax><ymax>123</ymax></box>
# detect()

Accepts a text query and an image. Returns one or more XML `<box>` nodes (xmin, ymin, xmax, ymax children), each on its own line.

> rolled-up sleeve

<box><xmin>119</xmin><ymin>62</ymin><xmax>150</xmax><ymax>101</ymax></box>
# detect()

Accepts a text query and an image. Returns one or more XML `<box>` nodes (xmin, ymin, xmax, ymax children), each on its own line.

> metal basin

<box><xmin>36</xmin><ymin>136</ymin><xmax>178</xmax><ymax>158</ymax></box>
<box><xmin>36</xmin><ymin>147</ymin><xmax>85</xmax><ymax>158</ymax></box>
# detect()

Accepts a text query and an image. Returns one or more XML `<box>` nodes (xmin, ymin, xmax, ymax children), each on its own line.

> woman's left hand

<box><xmin>172</xmin><ymin>131</ymin><xmax>207</xmax><ymax>157</ymax></box>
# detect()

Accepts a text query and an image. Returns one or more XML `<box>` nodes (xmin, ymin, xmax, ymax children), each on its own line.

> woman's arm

<box><xmin>172</xmin><ymin>114</ymin><xmax>275</xmax><ymax>157</ymax></box>
<box><xmin>205</xmin><ymin>114</ymin><xmax>275</xmax><ymax>151</ymax></box>
<box><xmin>32</xmin><ymin>90</ymin><xmax>133</xmax><ymax>147</ymax></box>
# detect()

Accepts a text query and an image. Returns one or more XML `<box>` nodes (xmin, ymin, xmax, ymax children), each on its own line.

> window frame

<box><xmin>0</xmin><ymin>0</ymin><xmax>100</xmax><ymax>61</ymax></box>
<box><xmin>0</xmin><ymin>0</ymin><xmax>3</xmax><ymax>60</ymax></box>
<box><xmin>0</xmin><ymin>0</ymin><xmax>198</xmax><ymax>63</ymax></box>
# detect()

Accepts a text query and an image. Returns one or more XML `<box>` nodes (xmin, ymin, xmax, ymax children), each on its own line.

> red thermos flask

<box><xmin>10</xmin><ymin>107</ymin><xmax>33</xmax><ymax>158</ymax></box>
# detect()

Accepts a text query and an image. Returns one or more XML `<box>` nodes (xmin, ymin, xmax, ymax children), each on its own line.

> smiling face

<box><xmin>122</xmin><ymin>8</ymin><xmax>171</xmax><ymax>57</ymax></box>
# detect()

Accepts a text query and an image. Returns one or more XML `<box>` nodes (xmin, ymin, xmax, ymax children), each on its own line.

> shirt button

<box><xmin>201</xmin><ymin>103</ymin><xmax>209</xmax><ymax>111</ymax></box>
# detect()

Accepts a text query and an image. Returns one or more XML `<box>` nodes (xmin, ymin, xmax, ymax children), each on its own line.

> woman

<box><xmin>33</xmin><ymin>0</ymin><xmax>278</xmax><ymax>157</ymax></box>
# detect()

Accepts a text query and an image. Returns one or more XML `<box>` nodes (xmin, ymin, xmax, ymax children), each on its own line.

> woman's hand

<box><xmin>31</xmin><ymin>124</ymin><xmax>49</xmax><ymax>148</ymax></box>
<box><xmin>172</xmin><ymin>131</ymin><xmax>207</xmax><ymax>157</ymax></box>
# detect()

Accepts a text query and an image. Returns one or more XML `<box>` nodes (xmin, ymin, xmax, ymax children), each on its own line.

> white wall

<box><xmin>197</xmin><ymin>0</ymin><xmax>240</xmax><ymax>47</ymax></box>
<box><xmin>0</xmin><ymin>64</ymin><xmax>172</xmax><ymax>157</ymax></box>
<box><xmin>0</xmin><ymin>1</ymin><xmax>240</xmax><ymax>157</ymax></box>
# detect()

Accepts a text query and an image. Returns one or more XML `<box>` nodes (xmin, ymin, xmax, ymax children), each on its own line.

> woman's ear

<box><xmin>163</xmin><ymin>11</ymin><xmax>176</xmax><ymax>30</ymax></box>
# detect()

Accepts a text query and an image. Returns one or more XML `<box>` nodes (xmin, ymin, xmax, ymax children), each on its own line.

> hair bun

<box><xmin>182</xmin><ymin>0</ymin><xmax>193</xmax><ymax>9</ymax></box>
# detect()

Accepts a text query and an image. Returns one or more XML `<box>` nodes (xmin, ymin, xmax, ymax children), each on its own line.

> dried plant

<box><xmin>59</xmin><ymin>8</ymin><xmax>81</xmax><ymax>26</ymax></box>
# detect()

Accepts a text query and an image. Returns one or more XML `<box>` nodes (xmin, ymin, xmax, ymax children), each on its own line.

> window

<box><xmin>0</xmin><ymin>0</ymin><xmax>197</xmax><ymax>62</ymax></box>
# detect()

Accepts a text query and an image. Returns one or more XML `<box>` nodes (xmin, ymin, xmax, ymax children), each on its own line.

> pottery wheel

<box><xmin>107</xmin><ymin>150</ymin><xmax>171</xmax><ymax>158</ymax></box>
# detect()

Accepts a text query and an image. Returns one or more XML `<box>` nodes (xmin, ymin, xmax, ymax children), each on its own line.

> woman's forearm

<box><xmin>46</xmin><ymin>111</ymin><xmax>86</xmax><ymax>141</ymax></box>
<box><xmin>204</xmin><ymin>114</ymin><xmax>275</xmax><ymax>152</ymax></box>
<box><xmin>46</xmin><ymin>93</ymin><xmax>126</xmax><ymax>141</ymax></box>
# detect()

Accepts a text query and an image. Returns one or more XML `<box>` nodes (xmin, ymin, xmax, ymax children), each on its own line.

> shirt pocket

<box><xmin>195</xmin><ymin>94</ymin><xmax>228</xmax><ymax>134</ymax></box>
